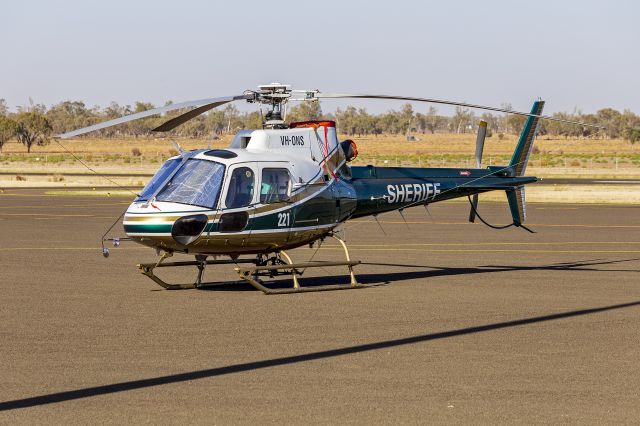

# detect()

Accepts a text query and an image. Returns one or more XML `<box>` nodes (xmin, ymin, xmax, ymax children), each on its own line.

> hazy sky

<box><xmin>2</xmin><ymin>0</ymin><xmax>638</xmax><ymax>115</ymax></box>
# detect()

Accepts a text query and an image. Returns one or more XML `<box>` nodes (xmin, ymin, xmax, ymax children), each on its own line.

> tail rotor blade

<box><xmin>469</xmin><ymin>120</ymin><xmax>487</xmax><ymax>223</ymax></box>
<box><xmin>474</xmin><ymin>120</ymin><xmax>487</xmax><ymax>168</ymax></box>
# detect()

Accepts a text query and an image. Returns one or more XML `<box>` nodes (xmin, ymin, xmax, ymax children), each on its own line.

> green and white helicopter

<box><xmin>58</xmin><ymin>83</ymin><xmax>597</xmax><ymax>293</ymax></box>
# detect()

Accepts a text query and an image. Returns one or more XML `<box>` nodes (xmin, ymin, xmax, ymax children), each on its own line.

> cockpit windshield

<box><xmin>135</xmin><ymin>158</ymin><xmax>181</xmax><ymax>202</ymax></box>
<box><xmin>155</xmin><ymin>159</ymin><xmax>225</xmax><ymax>209</ymax></box>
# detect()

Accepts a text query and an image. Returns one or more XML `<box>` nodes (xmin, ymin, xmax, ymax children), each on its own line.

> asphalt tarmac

<box><xmin>1</xmin><ymin>189</ymin><xmax>639</xmax><ymax>424</ymax></box>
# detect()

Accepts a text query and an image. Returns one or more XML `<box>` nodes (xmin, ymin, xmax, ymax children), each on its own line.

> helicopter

<box><xmin>58</xmin><ymin>83</ymin><xmax>599</xmax><ymax>294</ymax></box>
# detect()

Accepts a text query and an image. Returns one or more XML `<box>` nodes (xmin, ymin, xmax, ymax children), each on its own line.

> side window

<box><xmin>225</xmin><ymin>167</ymin><xmax>255</xmax><ymax>208</ymax></box>
<box><xmin>260</xmin><ymin>168</ymin><xmax>290</xmax><ymax>204</ymax></box>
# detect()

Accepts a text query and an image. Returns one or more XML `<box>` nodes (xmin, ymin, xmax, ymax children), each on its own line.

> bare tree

<box><xmin>0</xmin><ymin>116</ymin><xmax>18</xmax><ymax>152</ymax></box>
<box><xmin>15</xmin><ymin>112</ymin><xmax>52</xmax><ymax>153</ymax></box>
<box><xmin>0</xmin><ymin>99</ymin><xmax>8</xmax><ymax>116</ymax></box>
<box><xmin>287</xmin><ymin>101</ymin><xmax>322</xmax><ymax>122</ymax></box>
<box><xmin>451</xmin><ymin>107</ymin><xmax>473</xmax><ymax>133</ymax></box>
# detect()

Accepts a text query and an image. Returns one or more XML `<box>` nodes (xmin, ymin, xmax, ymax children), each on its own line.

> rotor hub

<box><xmin>249</xmin><ymin>83</ymin><xmax>294</xmax><ymax>128</ymax></box>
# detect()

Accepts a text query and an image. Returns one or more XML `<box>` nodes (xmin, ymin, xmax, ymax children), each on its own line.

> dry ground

<box><xmin>2</xmin><ymin>133</ymin><xmax>638</xmax><ymax>190</ymax></box>
<box><xmin>1</xmin><ymin>133</ymin><xmax>637</xmax><ymax>156</ymax></box>
<box><xmin>1</xmin><ymin>134</ymin><xmax>638</xmax><ymax>171</ymax></box>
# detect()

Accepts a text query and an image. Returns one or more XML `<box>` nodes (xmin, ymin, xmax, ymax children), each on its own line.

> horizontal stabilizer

<box><xmin>510</xmin><ymin>100</ymin><xmax>545</xmax><ymax>176</ymax></box>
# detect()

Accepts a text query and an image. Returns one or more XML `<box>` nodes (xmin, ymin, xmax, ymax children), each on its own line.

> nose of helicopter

<box><xmin>123</xmin><ymin>201</ymin><xmax>212</xmax><ymax>248</ymax></box>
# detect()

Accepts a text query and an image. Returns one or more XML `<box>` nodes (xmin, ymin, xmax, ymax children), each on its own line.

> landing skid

<box><xmin>137</xmin><ymin>253</ymin><xmax>255</xmax><ymax>290</ymax></box>
<box><xmin>137</xmin><ymin>234</ymin><xmax>368</xmax><ymax>294</ymax></box>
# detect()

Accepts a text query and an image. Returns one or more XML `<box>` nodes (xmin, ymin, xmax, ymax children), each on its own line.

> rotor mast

<box><xmin>250</xmin><ymin>83</ymin><xmax>292</xmax><ymax>129</ymax></box>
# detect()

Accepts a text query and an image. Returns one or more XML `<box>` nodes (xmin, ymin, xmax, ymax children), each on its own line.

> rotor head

<box><xmin>250</xmin><ymin>83</ymin><xmax>293</xmax><ymax>128</ymax></box>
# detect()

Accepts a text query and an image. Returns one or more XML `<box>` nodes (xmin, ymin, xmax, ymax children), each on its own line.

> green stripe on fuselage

<box><xmin>124</xmin><ymin>223</ymin><xmax>173</xmax><ymax>234</ymax></box>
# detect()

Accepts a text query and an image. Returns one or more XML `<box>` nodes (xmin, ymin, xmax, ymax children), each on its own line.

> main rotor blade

<box><xmin>152</xmin><ymin>100</ymin><xmax>232</xmax><ymax>132</ymax></box>
<box><xmin>313</xmin><ymin>93</ymin><xmax>604</xmax><ymax>129</ymax></box>
<box><xmin>56</xmin><ymin>94</ymin><xmax>251</xmax><ymax>139</ymax></box>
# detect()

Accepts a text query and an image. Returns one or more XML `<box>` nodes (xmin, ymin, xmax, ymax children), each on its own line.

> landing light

<box><xmin>171</xmin><ymin>214</ymin><xmax>209</xmax><ymax>245</ymax></box>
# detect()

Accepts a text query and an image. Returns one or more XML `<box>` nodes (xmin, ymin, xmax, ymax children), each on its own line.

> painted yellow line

<box><xmin>0</xmin><ymin>247</ymin><xmax>148</xmax><ymax>251</ymax></box>
<box><xmin>535</xmin><ymin>207</ymin><xmax>580</xmax><ymax>210</ymax></box>
<box><xmin>332</xmin><ymin>241</ymin><xmax>640</xmax><ymax>247</ymax></box>
<box><xmin>527</xmin><ymin>224</ymin><xmax>640</xmax><ymax>229</ymax></box>
<box><xmin>350</xmin><ymin>220</ymin><xmax>640</xmax><ymax>228</ymax></box>
<box><xmin>0</xmin><ymin>203</ymin><xmax>129</xmax><ymax>209</ymax></box>
<box><xmin>0</xmin><ymin>213</ymin><xmax>95</xmax><ymax>217</ymax></box>
<box><xmin>0</xmin><ymin>193</ymin><xmax>133</xmax><ymax>198</ymax></box>
<box><xmin>30</xmin><ymin>216</ymin><xmax>121</xmax><ymax>220</ymax></box>
<box><xmin>319</xmin><ymin>247</ymin><xmax>640</xmax><ymax>253</ymax></box>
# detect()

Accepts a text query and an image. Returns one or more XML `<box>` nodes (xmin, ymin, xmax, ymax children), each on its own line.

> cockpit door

<box><xmin>218</xmin><ymin>162</ymin><xmax>258</xmax><ymax>249</ymax></box>
<box><xmin>256</xmin><ymin>162</ymin><xmax>294</xmax><ymax>242</ymax></box>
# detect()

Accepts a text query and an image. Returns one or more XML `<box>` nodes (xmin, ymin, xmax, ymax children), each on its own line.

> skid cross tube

<box><xmin>235</xmin><ymin>260</ymin><xmax>362</xmax><ymax>294</ymax></box>
<box><xmin>234</xmin><ymin>234</ymin><xmax>365</xmax><ymax>294</ymax></box>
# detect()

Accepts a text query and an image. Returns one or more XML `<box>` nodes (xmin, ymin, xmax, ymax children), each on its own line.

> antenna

<box><xmin>398</xmin><ymin>208</ymin><xmax>410</xmax><ymax>229</ymax></box>
<box><xmin>171</xmin><ymin>140</ymin><xmax>184</xmax><ymax>154</ymax></box>
<box><xmin>373</xmin><ymin>214</ymin><xmax>386</xmax><ymax>235</ymax></box>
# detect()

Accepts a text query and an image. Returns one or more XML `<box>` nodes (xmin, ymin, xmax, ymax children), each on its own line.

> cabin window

<box><xmin>225</xmin><ymin>167</ymin><xmax>255</xmax><ymax>208</ymax></box>
<box><xmin>155</xmin><ymin>159</ymin><xmax>225</xmax><ymax>209</ymax></box>
<box><xmin>260</xmin><ymin>168</ymin><xmax>290</xmax><ymax>204</ymax></box>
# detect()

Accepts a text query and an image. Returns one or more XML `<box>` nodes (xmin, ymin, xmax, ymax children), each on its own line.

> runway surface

<box><xmin>1</xmin><ymin>189</ymin><xmax>639</xmax><ymax>424</ymax></box>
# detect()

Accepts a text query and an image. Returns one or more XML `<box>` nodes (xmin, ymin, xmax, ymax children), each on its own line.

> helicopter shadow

<box><xmin>3</xmin><ymin>297</ymin><xmax>640</xmax><ymax>411</ymax></box>
<box><xmin>197</xmin><ymin>258</ymin><xmax>639</xmax><ymax>292</ymax></box>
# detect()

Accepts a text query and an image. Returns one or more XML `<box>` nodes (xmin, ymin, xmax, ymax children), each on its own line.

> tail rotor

<box><xmin>468</xmin><ymin>120</ymin><xmax>488</xmax><ymax>223</ymax></box>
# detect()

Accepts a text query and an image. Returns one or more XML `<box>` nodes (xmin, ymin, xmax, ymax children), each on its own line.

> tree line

<box><xmin>1</xmin><ymin>97</ymin><xmax>639</xmax><ymax>153</ymax></box>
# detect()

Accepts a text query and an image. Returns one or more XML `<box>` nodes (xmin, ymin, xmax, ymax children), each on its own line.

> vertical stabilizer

<box><xmin>510</xmin><ymin>100</ymin><xmax>545</xmax><ymax>176</ymax></box>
